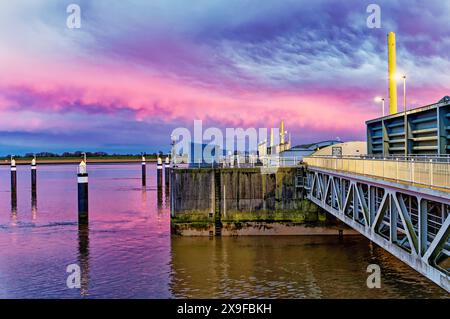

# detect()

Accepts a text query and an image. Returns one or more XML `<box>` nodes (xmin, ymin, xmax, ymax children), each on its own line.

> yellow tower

<box><xmin>270</xmin><ymin>128</ymin><xmax>274</xmax><ymax>147</ymax></box>
<box><xmin>388</xmin><ymin>32</ymin><xmax>398</xmax><ymax>114</ymax></box>
<box><xmin>280</xmin><ymin>120</ymin><xmax>285</xmax><ymax>144</ymax></box>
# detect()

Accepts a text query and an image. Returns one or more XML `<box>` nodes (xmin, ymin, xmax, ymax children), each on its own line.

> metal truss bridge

<box><xmin>303</xmin><ymin>155</ymin><xmax>449</xmax><ymax>292</ymax></box>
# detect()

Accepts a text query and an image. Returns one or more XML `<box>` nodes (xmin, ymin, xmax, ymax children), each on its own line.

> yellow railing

<box><xmin>303</xmin><ymin>156</ymin><xmax>450</xmax><ymax>191</ymax></box>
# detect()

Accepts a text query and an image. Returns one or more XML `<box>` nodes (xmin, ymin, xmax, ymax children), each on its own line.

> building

<box><xmin>311</xmin><ymin>141</ymin><xmax>367</xmax><ymax>156</ymax></box>
<box><xmin>188</xmin><ymin>142</ymin><xmax>223</xmax><ymax>166</ymax></box>
<box><xmin>279</xmin><ymin>140</ymin><xmax>342</xmax><ymax>160</ymax></box>
<box><xmin>366</xmin><ymin>96</ymin><xmax>450</xmax><ymax>156</ymax></box>
<box><xmin>257</xmin><ymin>120</ymin><xmax>291</xmax><ymax>156</ymax></box>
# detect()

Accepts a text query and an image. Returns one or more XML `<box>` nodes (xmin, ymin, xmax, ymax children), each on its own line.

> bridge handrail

<box><xmin>303</xmin><ymin>155</ymin><xmax>450</xmax><ymax>190</ymax></box>
<box><xmin>185</xmin><ymin>155</ymin><xmax>304</xmax><ymax>168</ymax></box>
<box><xmin>306</xmin><ymin>154</ymin><xmax>450</xmax><ymax>163</ymax></box>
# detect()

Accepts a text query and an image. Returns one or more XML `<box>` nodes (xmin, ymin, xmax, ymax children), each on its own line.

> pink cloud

<box><xmin>0</xmin><ymin>53</ymin><xmax>375</xmax><ymax>140</ymax></box>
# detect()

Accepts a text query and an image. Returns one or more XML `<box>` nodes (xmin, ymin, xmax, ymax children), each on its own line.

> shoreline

<box><xmin>172</xmin><ymin>221</ymin><xmax>360</xmax><ymax>236</ymax></box>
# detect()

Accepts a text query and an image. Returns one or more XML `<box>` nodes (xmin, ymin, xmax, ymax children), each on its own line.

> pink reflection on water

<box><xmin>0</xmin><ymin>163</ymin><xmax>172</xmax><ymax>298</ymax></box>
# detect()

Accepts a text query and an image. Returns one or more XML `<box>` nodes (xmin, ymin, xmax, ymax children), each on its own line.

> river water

<box><xmin>0</xmin><ymin>164</ymin><xmax>447</xmax><ymax>298</ymax></box>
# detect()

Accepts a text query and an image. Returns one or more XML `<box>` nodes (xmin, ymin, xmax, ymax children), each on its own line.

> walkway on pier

<box><xmin>303</xmin><ymin>155</ymin><xmax>449</xmax><ymax>292</ymax></box>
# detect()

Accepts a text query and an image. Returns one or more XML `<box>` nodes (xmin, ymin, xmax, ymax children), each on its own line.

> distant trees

<box><xmin>1</xmin><ymin>151</ymin><xmax>162</xmax><ymax>158</ymax></box>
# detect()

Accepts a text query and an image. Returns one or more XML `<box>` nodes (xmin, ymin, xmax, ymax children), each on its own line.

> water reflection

<box><xmin>10</xmin><ymin>189</ymin><xmax>17</xmax><ymax>226</ymax></box>
<box><xmin>0</xmin><ymin>164</ymin><xmax>446</xmax><ymax>298</ymax></box>
<box><xmin>10</xmin><ymin>204</ymin><xmax>17</xmax><ymax>226</ymax></box>
<box><xmin>11</xmin><ymin>190</ymin><xmax>17</xmax><ymax>212</ymax></box>
<box><xmin>141</xmin><ymin>186</ymin><xmax>147</xmax><ymax>208</ymax></box>
<box><xmin>169</xmin><ymin>236</ymin><xmax>448</xmax><ymax>298</ymax></box>
<box><xmin>157</xmin><ymin>183</ymin><xmax>163</xmax><ymax>210</ymax></box>
<box><xmin>31</xmin><ymin>194</ymin><xmax>37</xmax><ymax>221</ymax></box>
<box><xmin>78</xmin><ymin>223</ymin><xmax>90</xmax><ymax>297</ymax></box>
<box><xmin>165</xmin><ymin>184</ymin><xmax>170</xmax><ymax>209</ymax></box>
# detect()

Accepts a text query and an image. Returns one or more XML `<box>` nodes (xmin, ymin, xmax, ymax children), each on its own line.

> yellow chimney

<box><xmin>270</xmin><ymin>128</ymin><xmax>274</xmax><ymax>147</ymax></box>
<box><xmin>388</xmin><ymin>32</ymin><xmax>398</xmax><ymax>114</ymax></box>
<box><xmin>280</xmin><ymin>120</ymin><xmax>285</xmax><ymax>144</ymax></box>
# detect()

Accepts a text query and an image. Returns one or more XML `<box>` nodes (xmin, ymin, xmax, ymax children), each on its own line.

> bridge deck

<box><xmin>304</xmin><ymin>158</ymin><xmax>449</xmax><ymax>292</ymax></box>
<box><xmin>303</xmin><ymin>156</ymin><xmax>449</xmax><ymax>192</ymax></box>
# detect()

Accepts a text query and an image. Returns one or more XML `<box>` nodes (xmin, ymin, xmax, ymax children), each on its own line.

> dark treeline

<box><xmin>1</xmin><ymin>151</ymin><xmax>166</xmax><ymax>158</ymax></box>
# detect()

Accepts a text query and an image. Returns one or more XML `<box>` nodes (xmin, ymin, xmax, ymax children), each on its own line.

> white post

<box><xmin>396</xmin><ymin>158</ymin><xmax>399</xmax><ymax>181</ymax></box>
<box><xmin>429</xmin><ymin>159</ymin><xmax>433</xmax><ymax>186</ymax></box>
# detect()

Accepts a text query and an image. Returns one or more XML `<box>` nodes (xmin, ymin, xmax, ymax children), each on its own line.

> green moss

<box><xmin>171</xmin><ymin>221</ymin><xmax>214</xmax><ymax>235</ymax></box>
<box><xmin>223</xmin><ymin>209</ymin><xmax>307</xmax><ymax>223</ymax></box>
<box><xmin>172</xmin><ymin>210</ymin><xmax>212</xmax><ymax>223</ymax></box>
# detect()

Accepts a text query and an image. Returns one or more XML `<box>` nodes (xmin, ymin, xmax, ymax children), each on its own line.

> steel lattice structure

<box><xmin>306</xmin><ymin>167</ymin><xmax>450</xmax><ymax>292</ymax></box>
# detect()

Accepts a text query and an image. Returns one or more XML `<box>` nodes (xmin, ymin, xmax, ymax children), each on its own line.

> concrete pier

<box><xmin>170</xmin><ymin>167</ymin><xmax>348</xmax><ymax>236</ymax></box>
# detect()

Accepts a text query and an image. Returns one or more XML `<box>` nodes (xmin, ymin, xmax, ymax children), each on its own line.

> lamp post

<box><xmin>375</xmin><ymin>97</ymin><xmax>385</xmax><ymax>116</ymax></box>
<box><xmin>402</xmin><ymin>75</ymin><xmax>407</xmax><ymax>156</ymax></box>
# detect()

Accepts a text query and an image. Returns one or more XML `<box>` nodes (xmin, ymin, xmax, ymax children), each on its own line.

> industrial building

<box><xmin>367</xmin><ymin>97</ymin><xmax>450</xmax><ymax>156</ymax></box>
<box><xmin>366</xmin><ymin>31</ymin><xmax>450</xmax><ymax>156</ymax></box>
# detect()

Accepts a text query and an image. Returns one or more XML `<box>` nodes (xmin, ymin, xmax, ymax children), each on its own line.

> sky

<box><xmin>1</xmin><ymin>0</ymin><xmax>450</xmax><ymax>155</ymax></box>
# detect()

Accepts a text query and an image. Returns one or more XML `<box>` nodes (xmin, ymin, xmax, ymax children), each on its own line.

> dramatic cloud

<box><xmin>0</xmin><ymin>0</ymin><xmax>449</xmax><ymax>154</ymax></box>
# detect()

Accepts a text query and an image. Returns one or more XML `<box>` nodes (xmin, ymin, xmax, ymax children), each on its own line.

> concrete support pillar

<box><xmin>369</xmin><ymin>186</ymin><xmax>376</xmax><ymax>226</ymax></box>
<box><xmin>390</xmin><ymin>194</ymin><xmax>398</xmax><ymax>243</ymax></box>
<box><xmin>418</xmin><ymin>197</ymin><xmax>428</xmax><ymax>256</ymax></box>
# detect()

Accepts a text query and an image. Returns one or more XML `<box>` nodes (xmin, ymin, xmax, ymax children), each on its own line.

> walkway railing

<box><xmin>185</xmin><ymin>155</ymin><xmax>303</xmax><ymax>169</ymax></box>
<box><xmin>303</xmin><ymin>155</ymin><xmax>450</xmax><ymax>191</ymax></box>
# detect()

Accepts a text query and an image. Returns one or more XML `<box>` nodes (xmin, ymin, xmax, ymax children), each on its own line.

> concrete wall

<box><xmin>171</xmin><ymin>167</ymin><xmax>346</xmax><ymax>235</ymax></box>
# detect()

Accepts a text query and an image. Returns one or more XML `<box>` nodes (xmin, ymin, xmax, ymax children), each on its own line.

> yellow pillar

<box><xmin>388</xmin><ymin>32</ymin><xmax>397</xmax><ymax>114</ymax></box>
<box><xmin>270</xmin><ymin>128</ymin><xmax>274</xmax><ymax>147</ymax></box>
<box><xmin>280</xmin><ymin>120</ymin><xmax>285</xmax><ymax>144</ymax></box>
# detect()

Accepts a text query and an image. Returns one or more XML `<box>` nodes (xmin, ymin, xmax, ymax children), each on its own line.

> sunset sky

<box><xmin>1</xmin><ymin>0</ymin><xmax>450</xmax><ymax>154</ymax></box>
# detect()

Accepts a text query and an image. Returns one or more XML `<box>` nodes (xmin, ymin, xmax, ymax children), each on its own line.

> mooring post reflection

<box><xmin>157</xmin><ymin>184</ymin><xmax>163</xmax><ymax>210</ymax></box>
<box><xmin>78</xmin><ymin>222</ymin><xmax>90</xmax><ymax>297</ymax></box>
<box><xmin>11</xmin><ymin>189</ymin><xmax>17</xmax><ymax>215</ymax></box>
<box><xmin>141</xmin><ymin>185</ymin><xmax>147</xmax><ymax>205</ymax></box>
<box><xmin>10</xmin><ymin>199</ymin><xmax>17</xmax><ymax>226</ymax></box>
<box><xmin>31</xmin><ymin>194</ymin><xmax>37</xmax><ymax>221</ymax></box>
<box><xmin>164</xmin><ymin>184</ymin><xmax>170</xmax><ymax>209</ymax></box>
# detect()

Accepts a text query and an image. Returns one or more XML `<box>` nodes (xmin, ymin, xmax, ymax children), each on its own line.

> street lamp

<box><xmin>375</xmin><ymin>97</ymin><xmax>385</xmax><ymax>116</ymax></box>
<box><xmin>402</xmin><ymin>75</ymin><xmax>407</xmax><ymax>156</ymax></box>
<box><xmin>402</xmin><ymin>75</ymin><xmax>407</xmax><ymax>111</ymax></box>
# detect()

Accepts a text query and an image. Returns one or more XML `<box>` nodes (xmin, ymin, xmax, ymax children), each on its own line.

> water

<box><xmin>0</xmin><ymin>164</ymin><xmax>447</xmax><ymax>298</ymax></box>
